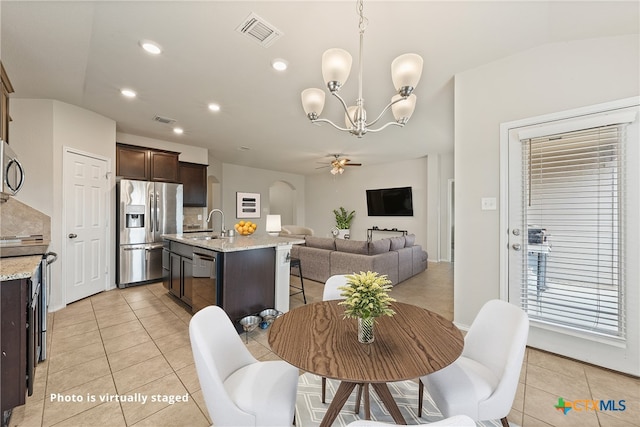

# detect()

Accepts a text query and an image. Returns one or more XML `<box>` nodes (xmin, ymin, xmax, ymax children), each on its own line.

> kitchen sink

<box><xmin>187</xmin><ymin>235</ymin><xmax>230</xmax><ymax>241</ymax></box>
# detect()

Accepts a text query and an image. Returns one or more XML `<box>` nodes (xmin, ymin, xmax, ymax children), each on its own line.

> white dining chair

<box><xmin>347</xmin><ymin>414</ymin><xmax>476</xmax><ymax>426</ymax></box>
<box><xmin>189</xmin><ymin>305</ymin><xmax>299</xmax><ymax>426</ymax></box>
<box><xmin>418</xmin><ymin>299</ymin><xmax>529</xmax><ymax>427</ymax></box>
<box><xmin>323</xmin><ymin>274</ymin><xmax>349</xmax><ymax>301</ymax></box>
<box><xmin>321</xmin><ymin>274</ymin><xmax>354</xmax><ymax>405</ymax></box>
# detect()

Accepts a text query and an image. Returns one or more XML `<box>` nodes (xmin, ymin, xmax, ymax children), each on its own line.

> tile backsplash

<box><xmin>183</xmin><ymin>206</ymin><xmax>207</xmax><ymax>230</ymax></box>
<box><xmin>0</xmin><ymin>198</ymin><xmax>51</xmax><ymax>240</ymax></box>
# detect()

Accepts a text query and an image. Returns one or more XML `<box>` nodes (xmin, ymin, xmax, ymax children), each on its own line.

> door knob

<box><xmin>68</xmin><ymin>233</ymin><xmax>78</xmax><ymax>239</ymax></box>
<box><xmin>512</xmin><ymin>243</ymin><xmax>521</xmax><ymax>251</ymax></box>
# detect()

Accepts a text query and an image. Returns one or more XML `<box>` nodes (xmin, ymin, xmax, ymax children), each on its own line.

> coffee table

<box><xmin>268</xmin><ymin>300</ymin><xmax>464</xmax><ymax>426</ymax></box>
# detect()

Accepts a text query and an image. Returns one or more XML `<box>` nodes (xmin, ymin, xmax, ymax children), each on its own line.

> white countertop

<box><xmin>162</xmin><ymin>232</ymin><xmax>305</xmax><ymax>252</ymax></box>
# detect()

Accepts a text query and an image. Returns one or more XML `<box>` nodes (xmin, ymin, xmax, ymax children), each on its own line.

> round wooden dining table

<box><xmin>268</xmin><ymin>300</ymin><xmax>464</xmax><ymax>426</ymax></box>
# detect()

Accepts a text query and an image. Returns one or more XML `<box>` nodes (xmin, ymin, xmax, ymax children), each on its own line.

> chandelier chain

<box><xmin>357</xmin><ymin>0</ymin><xmax>368</xmax><ymax>34</ymax></box>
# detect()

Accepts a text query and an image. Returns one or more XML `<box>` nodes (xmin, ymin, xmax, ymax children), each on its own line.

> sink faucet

<box><xmin>206</xmin><ymin>209</ymin><xmax>226</xmax><ymax>236</ymax></box>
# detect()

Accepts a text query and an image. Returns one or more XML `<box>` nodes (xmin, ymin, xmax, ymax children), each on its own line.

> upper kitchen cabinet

<box><xmin>179</xmin><ymin>162</ymin><xmax>207</xmax><ymax>207</ymax></box>
<box><xmin>1</xmin><ymin>61</ymin><xmax>15</xmax><ymax>143</ymax></box>
<box><xmin>116</xmin><ymin>143</ymin><xmax>179</xmax><ymax>182</ymax></box>
<box><xmin>150</xmin><ymin>150</ymin><xmax>179</xmax><ymax>182</ymax></box>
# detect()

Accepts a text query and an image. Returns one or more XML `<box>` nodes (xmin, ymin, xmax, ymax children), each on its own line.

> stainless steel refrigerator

<box><xmin>117</xmin><ymin>179</ymin><xmax>183</xmax><ymax>287</ymax></box>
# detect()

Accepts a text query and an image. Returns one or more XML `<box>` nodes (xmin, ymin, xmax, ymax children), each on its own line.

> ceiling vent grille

<box><xmin>235</xmin><ymin>12</ymin><xmax>283</xmax><ymax>48</ymax></box>
<box><xmin>152</xmin><ymin>115</ymin><xmax>176</xmax><ymax>125</ymax></box>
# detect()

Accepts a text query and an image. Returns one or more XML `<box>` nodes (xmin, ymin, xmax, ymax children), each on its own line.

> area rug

<box><xmin>295</xmin><ymin>373</ymin><xmax>508</xmax><ymax>427</ymax></box>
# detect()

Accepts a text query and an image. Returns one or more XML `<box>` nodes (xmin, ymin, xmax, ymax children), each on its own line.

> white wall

<box><xmin>439</xmin><ymin>153</ymin><xmax>454</xmax><ymax>260</ymax></box>
<box><xmin>425</xmin><ymin>154</ymin><xmax>455</xmax><ymax>260</ymax></box>
<box><xmin>221</xmin><ymin>163</ymin><xmax>305</xmax><ymax>233</ymax></box>
<box><xmin>454</xmin><ymin>35</ymin><xmax>639</xmax><ymax>328</ymax></box>
<box><xmin>11</xmin><ymin>99</ymin><xmax>116</xmax><ymax>311</ymax></box>
<box><xmin>269</xmin><ymin>181</ymin><xmax>295</xmax><ymax>225</ymax></box>
<box><xmin>10</xmin><ymin>100</ymin><xmax>55</xmax><ymax>215</ymax></box>
<box><xmin>305</xmin><ymin>158</ymin><xmax>431</xmax><ymax>247</ymax></box>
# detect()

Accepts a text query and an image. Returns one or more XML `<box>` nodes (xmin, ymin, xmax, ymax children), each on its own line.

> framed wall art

<box><xmin>236</xmin><ymin>192</ymin><xmax>261</xmax><ymax>218</ymax></box>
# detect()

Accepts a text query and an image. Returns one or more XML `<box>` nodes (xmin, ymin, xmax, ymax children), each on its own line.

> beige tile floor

<box><xmin>8</xmin><ymin>262</ymin><xmax>640</xmax><ymax>426</ymax></box>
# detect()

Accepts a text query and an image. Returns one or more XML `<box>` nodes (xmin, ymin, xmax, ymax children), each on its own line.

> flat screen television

<box><xmin>366</xmin><ymin>186</ymin><xmax>414</xmax><ymax>216</ymax></box>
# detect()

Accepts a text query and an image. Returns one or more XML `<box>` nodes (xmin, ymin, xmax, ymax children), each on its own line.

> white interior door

<box><xmin>501</xmin><ymin>98</ymin><xmax>640</xmax><ymax>376</ymax></box>
<box><xmin>64</xmin><ymin>149</ymin><xmax>109</xmax><ymax>303</ymax></box>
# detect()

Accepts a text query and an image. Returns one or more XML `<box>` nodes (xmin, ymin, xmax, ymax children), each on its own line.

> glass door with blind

<box><xmin>501</xmin><ymin>99</ymin><xmax>639</xmax><ymax>375</ymax></box>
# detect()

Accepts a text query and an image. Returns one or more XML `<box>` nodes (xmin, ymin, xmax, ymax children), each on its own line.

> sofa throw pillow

<box><xmin>389</xmin><ymin>236</ymin><xmax>406</xmax><ymax>251</ymax></box>
<box><xmin>305</xmin><ymin>236</ymin><xmax>336</xmax><ymax>250</ymax></box>
<box><xmin>335</xmin><ymin>239</ymin><xmax>368</xmax><ymax>255</ymax></box>
<box><xmin>404</xmin><ymin>234</ymin><xmax>416</xmax><ymax>247</ymax></box>
<box><xmin>368</xmin><ymin>238</ymin><xmax>391</xmax><ymax>255</ymax></box>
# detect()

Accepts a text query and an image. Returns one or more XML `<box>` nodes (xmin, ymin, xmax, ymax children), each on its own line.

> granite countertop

<box><xmin>1</xmin><ymin>255</ymin><xmax>42</xmax><ymax>281</ymax></box>
<box><xmin>163</xmin><ymin>232</ymin><xmax>305</xmax><ymax>253</ymax></box>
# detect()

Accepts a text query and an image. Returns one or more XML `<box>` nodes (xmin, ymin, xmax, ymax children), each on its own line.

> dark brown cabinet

<box><xmin>179</xmin><ymin>162</ymin><xmax>207</xmax><ymax>207</ymax></box>
<box><xmin>116</xmin><ymin>143</ymin><xmax>179</xmax><ymax>182</ymax></box>
<box><xmin>116</xmin><ymin>144</ymin><xmax>149</xmax><ymax>180</ymax></box>
<box><xmin>1</xmin><ymin>61</ymin><xmax>14</xmax><ymax>143</ymax></box>
<box><xmin>150</xmin><ymin>151</ymin><xmax>179</xmax><ymax>182</ymax></box>
<box><xmin>1</xmin><ymin>279</ymin><xmax>27</xmax><ymax>421</ymax></box>
<box><xmin>166</xmin><ymin>242</ymin><xmax>194</xmax><ymax>306</ymax></box>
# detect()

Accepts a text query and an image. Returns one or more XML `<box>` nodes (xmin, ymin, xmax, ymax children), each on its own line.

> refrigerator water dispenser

<box><xmin>125</xmin><ymin>205</ymin><xmax>145</xmax><ymax>228</ymax></box>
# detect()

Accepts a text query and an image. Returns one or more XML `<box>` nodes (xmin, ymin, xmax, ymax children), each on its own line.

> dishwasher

<box><xmin>191</xmin><ymin>248</ymin><xmax>220</xmax><ymax>312</ymax></box>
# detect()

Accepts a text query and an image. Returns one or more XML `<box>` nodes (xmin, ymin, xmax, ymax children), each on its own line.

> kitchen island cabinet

<box><xmin>162</xmin><ymin>233</ymin><xmax>303</xmax><ymax>327</ymax></box>
<box><xmin>1</xmin><ymin>256</ymin><xmax>42</xmax><ymax>427</ymax></box>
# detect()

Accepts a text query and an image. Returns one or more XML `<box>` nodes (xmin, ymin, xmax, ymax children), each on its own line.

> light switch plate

<box><xmin>481</xmin><ymin>197</ymin><xmax>497</xmax><ymax>211</ymax></box>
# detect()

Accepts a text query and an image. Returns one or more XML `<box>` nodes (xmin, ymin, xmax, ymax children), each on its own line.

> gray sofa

<box><xmin>290</xmin><ymin>235</ymin><xmax>428</xmax><ymax>285</ymax></box>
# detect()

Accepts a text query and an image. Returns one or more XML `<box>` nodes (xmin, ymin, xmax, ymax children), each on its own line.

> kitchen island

<box><xmin>162</xmin><ymin>232</ymin><xmax>304</xmax><ymax>327</ymax></box>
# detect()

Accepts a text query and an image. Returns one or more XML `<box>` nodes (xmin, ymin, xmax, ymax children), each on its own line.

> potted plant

<box><xmin>338</xmin><ymin>271</ymin><xmax>396</xmax><ymax>343</ymax></box>
<box><xmin>332</xmin><ymin>207</ymin><xmax>355</xmax><ymax>239</ymax></box>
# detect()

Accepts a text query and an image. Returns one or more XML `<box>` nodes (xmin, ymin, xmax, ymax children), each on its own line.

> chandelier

<box><xmin>301</xmin><ymin>0</ymin><xmax>423</xmax><ymax>138</ymax></box>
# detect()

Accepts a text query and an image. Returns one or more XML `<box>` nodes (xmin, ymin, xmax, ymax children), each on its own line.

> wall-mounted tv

<box><xmin>366</xmin><ymin>186</ymin><xmax>414</xmax><ymax>216</ymax></box>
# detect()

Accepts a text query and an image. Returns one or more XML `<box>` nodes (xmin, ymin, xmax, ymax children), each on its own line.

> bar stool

<box><xmin>289</xmin><ymin>257</ymin><xmax>306</xmax><ymax>304</ymax></box>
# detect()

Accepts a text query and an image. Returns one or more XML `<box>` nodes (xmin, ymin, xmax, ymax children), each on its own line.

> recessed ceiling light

<box><xmin>121</xmin><ymin>89</ymin><xmax>137</xmax><ymax>98</ymax></box>
<box><xmin>271</xmin><ymin>58</ymin><xmax>288</xmax><ymax>71</ymax></box>
<box><xmin>140</xmin><ymin>40</ymin><xmax>162</xmax><ymax>55</ymax></box>
<box><xmin>173</xmin><ymin>127</ymin><xmax>184</xmax><ymax>135</ymax></box>
<box><xmin>208</xmin><ymin>103</ymin><xmax>221</xmax><ymax>112</ymax></box>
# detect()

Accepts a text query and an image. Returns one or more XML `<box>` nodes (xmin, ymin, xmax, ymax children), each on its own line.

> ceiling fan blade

<box><xmin>344</xmin><ymin>163</ymin><xmax>362</xmax><ymax>166</ymax></box>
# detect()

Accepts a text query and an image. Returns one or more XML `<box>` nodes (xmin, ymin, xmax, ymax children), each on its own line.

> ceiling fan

<box><xmin>317</xmin><ymin>154</ymin><xmax>362</xmax><ymax>175</ymax></box>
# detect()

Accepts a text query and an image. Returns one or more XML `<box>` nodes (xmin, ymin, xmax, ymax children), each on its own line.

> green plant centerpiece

<box><xmin>338</xmin><ymin>271</ymin><xmax>396</xmax><ymax>343</ymax></box>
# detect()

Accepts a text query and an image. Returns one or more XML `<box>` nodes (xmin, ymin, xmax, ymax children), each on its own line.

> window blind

<box><xmin>521</xmin><ymin>124</ymin><xmax>626</xmax><ymax>338</ymax></box>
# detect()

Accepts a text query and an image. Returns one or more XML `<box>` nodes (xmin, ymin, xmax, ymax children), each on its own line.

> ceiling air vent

<box><xmin>235</xmin><ymin>12</ymin><xmax>283</xmax><ymax>48</ymax></box>
<box><xmin>152</xmin><ymin>115</ymin><xmax>176</xmax><ymax>125</ymax></box>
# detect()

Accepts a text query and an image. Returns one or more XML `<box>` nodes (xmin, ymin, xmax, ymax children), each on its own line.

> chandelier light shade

<box><xmin>301</xmin><ymin>88</ymin><xmax>326</xmax><ymax>118</ymax></box>
<box><xmin>301</xmin><ymin>0</ymin><xmax>423</xmax><ymax>138</ymax></box>
<box><xmin>322</xmin><ymin>48</ymin><xmax>353</xmax><ymax>89</ymax></box>
<box><xmin>391</xmin><ymin>94</ymin><xmax>416</xmax><ymax>123</ymax></box>
<box><xmin>391</xmin><ymin>54</ymin><xmax>423</xmax><ymax>94</ymax></box>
